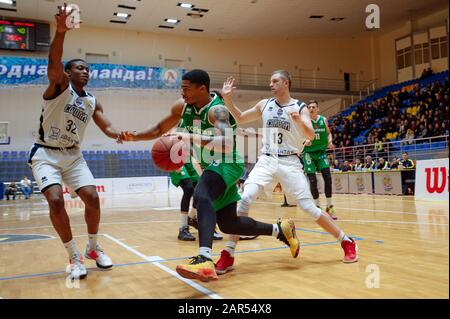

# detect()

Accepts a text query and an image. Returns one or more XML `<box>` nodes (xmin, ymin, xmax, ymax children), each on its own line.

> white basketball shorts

<box><xmin>28</xmin><ymin>145</ymin><xmax>95</xmax><ymax>195</ymax></box>
<box><xmin>244</xmin><ymin>154</ymin><xmax>312</xmax><ymax>201</ymax></box>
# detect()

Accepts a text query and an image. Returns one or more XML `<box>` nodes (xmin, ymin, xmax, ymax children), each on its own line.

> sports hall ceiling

<box><xmin>1</xmin><ymin>0</ymin><xmax>448</xmax><ymax>38</ymax></box>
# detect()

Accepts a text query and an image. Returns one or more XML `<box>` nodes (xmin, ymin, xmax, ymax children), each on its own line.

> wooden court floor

<box><xmin>0</xmin><ymin>192</ymin><xmax>448</xmax><ymax>299</ymax></box>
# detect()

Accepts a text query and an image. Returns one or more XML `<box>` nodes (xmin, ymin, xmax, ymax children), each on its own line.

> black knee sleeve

<box><xmin>307</xmin><ymin>173</ymin><xmax>319</xmax><ymax>199</ymax></box>
<box><xmin>216</xmin><ymin>202</ymin><xmax>273</xmax><ymax>236</ymax></box>
<box><xmin>321</xmin><ymin>168</ymin><xmax>332</xmax><ymax>198</ymax></box>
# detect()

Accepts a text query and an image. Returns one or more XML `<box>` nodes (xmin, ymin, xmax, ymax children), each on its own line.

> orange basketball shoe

<box><xmin>176</xmin><ymin>255</ymin><xmax>218</xmax><ymax>282</ymax></box>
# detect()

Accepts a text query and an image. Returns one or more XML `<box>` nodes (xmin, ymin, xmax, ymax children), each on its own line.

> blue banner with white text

<box><xmin>0</xmin><ymin>56</ymin><xmax>185</xmax><ymax>89</ymax></box>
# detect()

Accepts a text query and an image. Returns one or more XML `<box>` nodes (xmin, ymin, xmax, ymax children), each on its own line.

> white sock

<box><xmin>199</xmin><ymin>247</ymin><xmax>212</xmax><ymax>259</ymax></box>
<box><xmin>88</xmin><ymin>233</ymin><xmax>98</xmax><ymax>250</ymax></box>
<box><xmin>180</xmin><ymin>213</ymin><xmax>188</xmax><ymax>227</ymax></box>
<box><xmin>326</xmin><ymin>197</ymin><xmax>333</xmax><ymax>207</ymax></box>
<box><xmin>188</xmin><ymin>207</ymin><xmax>197</xmax><ymax>219</ymax></box>
<box><xmin>314</xmin><ymin>198</ymin><xmax>321</xmax><ymax>207</ymax></box>
<box><xmin>272</xmin><ymin>224</ymin><xmax>280</xmax><ymax>237</ymax></box>
<box><xmin>64</xmin><ymin>239</ymin><xmax>79</xmax><ymax>258</ymax></box>
<box><xmin>224</xmin><ymin>241</ymin><xmax>237</xmax><ymax>257</ymax></box>
<box><xmin>337</xmin><ymin>231</ymin><xmax>351</xmax><ymax>243</ymax></box>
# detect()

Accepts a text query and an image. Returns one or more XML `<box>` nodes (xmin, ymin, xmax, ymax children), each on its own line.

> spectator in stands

<box><xmin>425</xmin><ymin>123</ymin><xmax>434</xmax><ymax>138</ymax></box>
<box><xmin>364</xmin><ymin>155</ymin><xmax>376</xmax><ymax>170</ymax></box>
<box><xmin>20</xmin><ymin>176</ymin><xmax>32</xmax><ymax>199</ymax></box>
<box><xmin>353</xmin><ymin>158</ymin><xmax>363</xmax><ymax>171</ymax></box>
<box><xmin>390</xmin><ymin>157</ymin><xmax>400</xmax><ymax>170</ymax></box>
<box><xmin>433</xmin><ymin>122</ymin><xmax>443</xmax><ymax>137</ymax></box>
<box><xmin>376</xmin><ymin>157</ymin><xmax>390</xmax><ymax>170</ymax></box>
<box><xmin>404</xmin><ymin>129</ymin><xmax>415</xmax><ymax>145</ymax></box>
<box><xmin>332</xmin><ymin>159</ymin><xmax>342</xmax><ymax>172</ymax></box>
<box><xmin>342</xmin><ymin>160</ymin><xmax>352</xmax><ymax>172</ymax></box>
<box><xmin>5</xmin><ymin>182</ymin><xmax>17</xmax><ymax>200</ymax></box>
<box><xmin>400</xmin><ymin>152</ymin><xmax>415</xmax><ymax>169</ymax></box>
<box><xmin>374</xmin><ymin>138</ymin><xmax>384</xmax><ymax>157</ymax></box>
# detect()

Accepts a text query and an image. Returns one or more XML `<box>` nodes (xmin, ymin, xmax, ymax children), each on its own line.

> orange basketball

<box><xmin>151</xmin><ymin>136</ymin><xmax>187</xmax><ymax>172</ymax></box>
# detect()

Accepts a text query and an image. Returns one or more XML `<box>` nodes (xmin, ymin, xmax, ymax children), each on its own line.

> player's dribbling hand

<box><xmin>304</xmin><ymin>139</ymin><xmax>312</xmax><ymax>146</ymax></box>
<box><xmin>222</xmin><ymin>77</ymin><xmax>236</xmax><ymax>98</ymax></box>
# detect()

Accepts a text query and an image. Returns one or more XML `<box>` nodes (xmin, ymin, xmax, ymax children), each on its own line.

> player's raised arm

<box><xmin>290</xmin><ymin>105</ymin><xmax>315</xmax><ymax>141</ymax></box>
<box><xmin>43</xmin><ymin>3</ymin><xmax>74</xmax><ymax>100</ymax></box>
<box><xmin>121</xmin><ymin>99</ymin><xmax>184</xmax><ymax>141</ymax></box>
<box><xmin>221</xmin><ymin>77</ymin><xmax>263</xmax><ymax>124</ymax></box>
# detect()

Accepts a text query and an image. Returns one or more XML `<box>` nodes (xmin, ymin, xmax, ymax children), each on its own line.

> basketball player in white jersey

<box><xmin>215</xmin><ymin>71</ymin><xmax>359</xmax><ymax>274</ymax></box>
<box><xmin>28</xmin><ymin>4</ymin><xmax>122</xmax><ymax>279</ymax></box>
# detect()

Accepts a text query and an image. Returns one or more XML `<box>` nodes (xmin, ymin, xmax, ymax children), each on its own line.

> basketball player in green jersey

<box><xmin>122</xmin><ymin>69</ymin><xmax>300</xmax><ymax>282</ymax></box>
<box><xmin>302</xmin><ymin>100</ymin><xmax>337</xmax><ymax>220</ymax></box>
<box><xmin>169</xmin><ymin>161</ymin><xmax>223</xmax><ymax>241</ymax></box>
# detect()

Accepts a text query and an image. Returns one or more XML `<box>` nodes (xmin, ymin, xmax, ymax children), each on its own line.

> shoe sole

<box><xmin>239</xmin><ymin>235</ymin><xmax>259</xmax><ymax>241</ymax></box>
<box><xmin>178</xmin><ymin>237</ymin><xmax>196</xmax><ymax>241</ymax></box>
<box><xmin>96</xmin><ymin>262</ymin><xmax>113</xmax><ymax>269</ymax></box>
<box><xmin>286</xmin><ymin>220</ymin><xmax>300</xmax><ymax>258</ymax></box>
<box><xmin>215</xmin><ymin>266</ymin><xmax>234</xmax><ymax>275</ymax></box>
<box><xmin>176</xmin><ymin>266</ymin><xmax>218</xmax><ymax>282</ymax></box>
<box><xmin>69</xmin><ymin>271</ymin><xmax>88</xmax><ymax>280</ymax></box>
<box><xmin>343</xmin><ymin>257</ymin><xmax>359</xmax><ymax>263</ymax></box>
<box><xmin>85</xmin><ymin>254</ymin><xmax>113</xmax><ymax>269</ymax></box>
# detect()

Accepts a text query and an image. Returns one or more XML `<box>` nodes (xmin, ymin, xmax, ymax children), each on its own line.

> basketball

<box><xmin>151</xmin><ymin>136</ymin><xmax>187</xmax><ymax>172</ymax></box>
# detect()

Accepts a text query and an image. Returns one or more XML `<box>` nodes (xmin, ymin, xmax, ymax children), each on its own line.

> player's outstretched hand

<box><xmin>222</xmin><ymin>77</ymin><xmax>237</xmax><ymax>98</ymax></box>
<box><xmin>304</xmin><ymin>139</ymin><xmax>312</xmax><ymax>146</ymax></box>
<box><xmin>121</xmin><ymin>131</ymin><xmax>138</xmax><ymax>142</ymax></box>
<box><xmin>328</xmin><ymin>142</ymin><xmax>335</xmax><ymax>150</ymax></box>
<box><xmin>55</xmin><ymin>3</ymin><xmax>79</xmax><ymax>33</ymax></box>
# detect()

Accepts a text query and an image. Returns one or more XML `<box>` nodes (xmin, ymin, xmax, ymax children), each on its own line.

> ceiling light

<box><xmin>114</xmin><ymin>12</ymin><xmax>130</xmax><ymax>18</ymax></box>
<box><xmin>0</xmin><ymin>0</ymin><xmax>13</xmax><ymax>5</ymax></box>
<box><xmin>165</xmin><ymin>18</ymin><xmax>180</xmax><ymax>24</ymax></box>
<box><xmin>177</xmin><ymin>3</ymin><xmax>193</xmax><ymax>8</ymax></box>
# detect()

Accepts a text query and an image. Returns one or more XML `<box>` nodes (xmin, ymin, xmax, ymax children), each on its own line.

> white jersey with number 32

<box><xmin>260</xmin><ymin>98</ymin><xmax>307</xmax><ymax>156</ymax></box>
<box><xmin>36</xmin><ymin>84</ymin><xmax>96</xmax><ymax>148</ymax></box>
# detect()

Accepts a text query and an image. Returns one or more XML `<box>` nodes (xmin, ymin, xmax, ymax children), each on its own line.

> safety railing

<box><xmin>329</xmin><ymin>135</ymin><xmax>449</xmax><ymax>163</ymax></box>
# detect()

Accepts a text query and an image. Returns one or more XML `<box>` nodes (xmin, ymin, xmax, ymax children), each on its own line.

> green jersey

<box><xmin>304</xmin><ymin>115</ymin><xmax>328</xmax><ymax>153</ymax></box>
<box><xmin>179</xmin><ymin>93</ymin><xmax>241</xmax><ymax>168</ymax></box>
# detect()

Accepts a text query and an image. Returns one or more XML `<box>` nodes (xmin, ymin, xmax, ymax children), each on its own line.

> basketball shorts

<box><xmin>204</xmin><ymin>160</ymin><xmax>244</xmax><ymax>211</ymax></box>
<box><xmin>302</xmin><ymin>150</ymin><xmax>330</xmax><ymax>174</ymax></box>
<box><xmin>28</xmin><ymin>145</ymin><xmax>95</xmax><ymax>196</ymax></box>
<box><xmin>244</xmin><ymin>154</ymin><xmax>312</xmax><ymax>201</ymax></box>
<box><xmin>169</xmin><ymin>162</ymin><xmax>200</xmax><ymax>187</ymax></box>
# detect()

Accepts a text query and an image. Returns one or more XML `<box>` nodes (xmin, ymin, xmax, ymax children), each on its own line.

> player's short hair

<box><xmin>182</xmin><ymin>69</ymin><xmax>210</xmax><ymax>92</ymax></box>
<box><xmin>308</xmin><ymin>100</ymin><xmax>319</xmax><ymax>107</ymax></box>
<box><xmin>64</xmin><ymin>58</ymin><xmax>87</xmax><ymax>72</ymax></box>
<box><xmin>272</xmin><ymin>70</ymin><xmax>292</xmax><ymax>89</ymax></box>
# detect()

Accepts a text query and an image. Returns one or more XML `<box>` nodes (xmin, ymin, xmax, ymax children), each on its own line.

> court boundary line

<box><xmin>103</xmin><ymin>233</ymin><xmax>224</xmax><ymax>300</ymax></box>
<box><xmin>0</xmin><ymin>229</ymin><xmax>364</xmax><ymax>283</ymax></box>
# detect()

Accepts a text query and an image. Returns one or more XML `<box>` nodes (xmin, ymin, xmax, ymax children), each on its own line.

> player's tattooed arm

<box><xmin>180</xmin><ymin>105</ymin><xmax>233</xmax><ymax>153</ymax></box>
<box><xmin>121</xmin><ymin>99</ymin><xmax>184</xmax><ymax>142</ymax></box>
